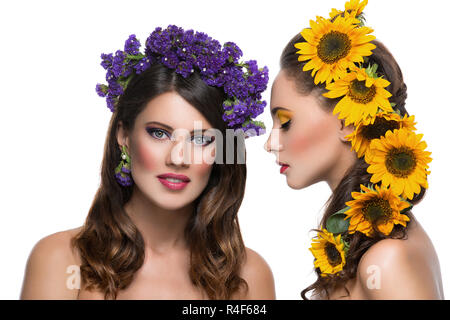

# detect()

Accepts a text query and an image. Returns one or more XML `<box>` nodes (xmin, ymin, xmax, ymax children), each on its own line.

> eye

<box><xmin>192</xmin><ymin>135</ymin><xmax>215</xmax><ymax>146</ymax></box>
<box><xmin>146</xmin><ymin>127</ymin><xmax>170</xmax><ymax>140</ymax></box>
<box><xmin>280</xmin><ymin>120</ymin><xmax>291</xmax><ymax>131</ymax></box>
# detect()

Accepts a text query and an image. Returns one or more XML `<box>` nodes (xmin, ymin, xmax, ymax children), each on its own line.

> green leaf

<box><xmin>114</xmin><ymin>162</ymin><xmax>123</xmax><ymax>174</ymax></box>
<box><xmin>252</xmin><ymin>120</ymin><xmax>266</xmax><ymax>129</ymax></box>
<box><xmin>365</xmin><ymin>63</ymin><xmax>379</xmax><ymax>79</ymax></box>
<box><xmin>356</xmin><ymin>12</ymin><xmax>366</xmax><ymax>26</ymax></box>
<box><xmin>326</xmin><ymin>207</ymin><xmax>350</xmax><ymax>234</ymax></box>
<box><xmin>126</xmin><ymin>53</ymin><xmax>145</xmax><ymax>60</ymax></box>
<box><xmin>342</xmin><ymin>238</ymin><xmax>350</xmax><ymax>255</ymax></box>
<box><xmin>223</xmin><ymin>99</ymin><xmax>233</xmax><ymax>107</ymax></box>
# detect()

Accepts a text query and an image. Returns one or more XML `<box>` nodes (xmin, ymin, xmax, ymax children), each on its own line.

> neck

<box><xmin>326</xmin><ymin>146</ymin><xmax>357</xmax><ymax>192</ymax></box>
<box><xmin>124</xmin><ymin>186</ymin><xmax>194</xmax><ymax>254</ymax></box>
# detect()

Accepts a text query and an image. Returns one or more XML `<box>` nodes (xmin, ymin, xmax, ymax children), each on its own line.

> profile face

<box><xmin>264</xmin><ymin>70</ymin><xmax>345</xmax><ymax>189</ymax></box>
<box><xmin>118</xmin><ymin>91</ymin><xmax>217</xmax><ymax>210</ymax></box>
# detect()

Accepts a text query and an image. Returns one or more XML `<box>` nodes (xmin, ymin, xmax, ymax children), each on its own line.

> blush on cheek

<box><xmin>289</xmin><ymin>118</ymin><xmax>335</xmax><ymax>154</ymax></box>
<box><xmin>135</xmin><ymin>141</ymin><xmax>156</xmax><ymax>171</ymax></box>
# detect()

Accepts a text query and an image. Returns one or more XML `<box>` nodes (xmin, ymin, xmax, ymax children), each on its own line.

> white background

<box><xmin>1</xmin><ymin>0</ymin><xmax>449</xmax><ymax>299</ymax></box>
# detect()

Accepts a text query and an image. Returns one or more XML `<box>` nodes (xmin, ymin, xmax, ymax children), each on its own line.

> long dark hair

<box><xmin>280</xmin><ymin>34</ymin><xmax>426</xmax><ymax>299</ymax></box>
<box><xmin>71</xmin><ymin>63</ymin><xmax>249</xmax><ymax>299</ymax></box>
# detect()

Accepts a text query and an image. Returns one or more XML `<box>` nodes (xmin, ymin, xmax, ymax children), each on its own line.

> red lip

<box><xmin>280</xmin><ymin>165</ymin><xmax>289</xmax><ymax>174</ymax></box>
<box><xmin>277</xmin><ymin>162</ymin><xmax>290</xmax><ymax>174</ymax></box>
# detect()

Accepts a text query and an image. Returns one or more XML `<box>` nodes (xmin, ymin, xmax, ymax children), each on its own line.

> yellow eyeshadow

<box><xmin>276</xmin><ymin>110</ymin><xmax>293</xmax><ymax>124</ymax></box>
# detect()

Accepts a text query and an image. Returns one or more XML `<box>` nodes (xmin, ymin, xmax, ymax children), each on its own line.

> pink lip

<box><xmin>157</xmin><ymin>173</ymin><xmax>190</xmax><ymax>190</ymax></box>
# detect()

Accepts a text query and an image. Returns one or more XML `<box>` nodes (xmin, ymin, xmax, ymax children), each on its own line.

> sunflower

<box><xmin>324</xmin><ymin>66</ymin><xmax>393</xmax><ymax>126</ymax></box>
<box><xmin>329</xmin><ymin>0</ymin><xmax>368</xmax><ymax>20</ymax></box>
<box><xmin>294</xmin><ymin>15</ymin><xmax>376</xmax><ymax>85</ymax></box>
<box><xmin>345</xmin><ymin>184</ymin><xmax>411</xmax><ymax>237</ymax></box>
<box><xmin>346</xmin><ymin>112</ymin><xmax>417</xmax><ymax>157</ymax></box>
<box><xmin>310</xmin><ymin>228</ymin><xmax>346</xmax><ymax>276</ymax></box>
<box><xmin>365</xmin><ymin>128</ymin><xmax>432</xmax><ymax>200</ymax></box>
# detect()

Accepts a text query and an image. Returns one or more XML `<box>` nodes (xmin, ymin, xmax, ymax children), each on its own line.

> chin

<box><xmin>286</xmin><ymin>179</ymin><xmax>305</xmax><ymax>190</ymax></box>
<box><xmin>286</xmin><ymin>174</ymin><xmax>313</xmax><ymax>190</ymax></box>
<box><xmin>153</xmin><ymin>196</ymin><xmax>193</xmax><ymax>211</ymax></box>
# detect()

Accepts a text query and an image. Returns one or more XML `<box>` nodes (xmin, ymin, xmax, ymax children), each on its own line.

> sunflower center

<box><xmin>317</xmin><ymin>31</ymin><xmax>352</xmax><ymax>64</ymax></box>
<box><xmin>361</xmin><ymin>118</ymin><xmax>400</xmax><ymax>141</ymax></box>
<box><xmin>348</xmin><ymin>80</ymin><xmax>377</xmax><ymax>104</ymax></box>
<box><xmin>362</xmin><ymin>198</ymin><xmax>392</xmax><ymax>223</ymax></box>
<box><xmin>385</xmin><ymin>147</ymin><xmax>417</xmax><ymax>177</ymax></box>
<box><xmin>325</xmin><ymin>242</ymin><xmax>342</xmax><ymax>267</ymax></box>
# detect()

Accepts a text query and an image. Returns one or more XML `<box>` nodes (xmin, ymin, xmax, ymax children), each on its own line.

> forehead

<box><xmin>270</xmin><ymin>70</ymin><xmax>325</xmax><ymax>118</ymax></box>
<box><xmin>270</xmin><ymin>71</ymin><xmax>298</xmax><ymax>115</ymax></box>
<box><xmin>136</xmin><ymin>91</ymin><xmax>212</xmax><ymax>129</ymax></box>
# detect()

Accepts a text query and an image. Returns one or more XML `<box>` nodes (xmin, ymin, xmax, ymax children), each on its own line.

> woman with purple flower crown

<box><xmin>20</xmin><ymin>25</ymin><xmax>275</xmax><ymax>299</ymax></box>
<box><xmin>264</xmin><ymin>0</ymin><xmax>443</xmax><ymax>299</ymax></box>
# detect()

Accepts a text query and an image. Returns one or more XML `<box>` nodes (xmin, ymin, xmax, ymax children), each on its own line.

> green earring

<box><xmin>115</xmin><ymin>145</ymin><xmax>133</xmax><ymax>186</ymax></box>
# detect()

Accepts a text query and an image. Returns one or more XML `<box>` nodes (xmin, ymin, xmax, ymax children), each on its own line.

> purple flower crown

<box><xmin>95</xmin><ymin>25</ymin><xmax>269</xmax><ymax>137</ymax></box>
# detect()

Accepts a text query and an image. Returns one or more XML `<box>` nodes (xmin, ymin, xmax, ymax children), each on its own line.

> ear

<box><xmin>338</xmin><ymin>119</ymin><xmax>354</xmax><ymax>143</ymax></box>
<box><xmin>116</xmin><ymin>120</ymin><xmax>130</xmax><ymax>150</ymax></box>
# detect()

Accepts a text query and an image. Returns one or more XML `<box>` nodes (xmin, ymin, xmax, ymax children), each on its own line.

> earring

<box><xmin>115</xmin><ymin>145</ymin><xmax>133</xmax><ymax>187</ymax></box>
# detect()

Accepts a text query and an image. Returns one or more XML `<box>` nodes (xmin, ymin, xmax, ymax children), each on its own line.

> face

<box><xmin>117</xmin><ymin>91</ymin><xmax>216</xmax><ymax>210</ymax></box>
<box><xmin>264</xmin><ymin>70</ymin><xmax>352</xmax><ymax>189</ymax></box>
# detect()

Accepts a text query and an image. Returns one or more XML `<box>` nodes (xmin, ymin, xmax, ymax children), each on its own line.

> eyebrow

<box><xmin>145</xmin><ymin>121</ymin><xmax>211</xmax><ymax>135</ymax></box>
<box><xmin>271</xmin><ymin>106</ymin><xmax>291</xmax><ymax>116</ymax></box>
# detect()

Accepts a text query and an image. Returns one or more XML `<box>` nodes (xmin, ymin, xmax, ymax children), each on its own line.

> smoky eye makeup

<box><xmin>146</xmin><ymin>127</ymin><xmax>170</xmax><ymax>140</ymax></box>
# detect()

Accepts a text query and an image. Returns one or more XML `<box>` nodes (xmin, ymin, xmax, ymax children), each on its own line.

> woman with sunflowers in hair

<box><xmin>264</xmin><ymin>0</ymin><xmax>444</xmax><ymax>299</ymax></box>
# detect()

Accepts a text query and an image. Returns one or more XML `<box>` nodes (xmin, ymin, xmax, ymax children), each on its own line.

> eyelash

<box><xmin>146</xmin><ymin>128</ymin><xmax>214</xmax><ymax>146</ymax></box>
<box><xmin>280</xmin><ymin>120</ymin><xmax>291</xmax><ymax>131</ymax></box>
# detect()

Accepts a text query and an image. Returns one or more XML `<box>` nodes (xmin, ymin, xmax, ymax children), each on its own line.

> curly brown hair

<box><xmin>280</xmin><ymin>33</ymin><xmax>426</xmax><ymax>299</ymax></box>
<box><xmin>70</xmin><ymin>63</ymin><xmax>249</xmax><ymax>299</ymax></box>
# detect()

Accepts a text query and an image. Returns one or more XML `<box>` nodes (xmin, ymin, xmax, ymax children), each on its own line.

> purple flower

<box><xmin>96</xmin><ymin>83</ymin><xmax>108</xmax><ymax>97</ymax></box>
<box><xmin>115</xmin><ymin>172</ymin><xmax>133</xmax><ymax>186</ymax></box>
<box><xmin>223</xmin><ymin>42</ymin><xmax>243</xmax><ymax>63</ymax></box>
<box><xmin>108</xmin><ymin>81</ymin><xmax>124</xmax><ymax>96</ymax></box>
<box><xmin>97</xmin><ymin>25</ymin><xmax>269</xmax><ymax>138</ymax></box>
<box><xmin>100</xmin><ymin>53</ymin><xmax>113</xmax><ymax>70</ymax></box>
<box><xmin>246</xmin><ymin>60</ymin><xmax>259</xmax><ymax>74</ymax></box>
<box><xmin>112</xmin><ymin>50</ymin><xmax>126</xmax><ymax>77</ymax></box>
<box><xmin>106</xmin><ymin>69</ymin><xmax>115</xmax><ymax>83</ymax></box>
<box><xmin>248</xmin><ymin>65</ymin><xmax>269</xmax><ymax>94</ymax></box>
<box><xmin>121</xmin><ymin>165</ymin><xmax>131</xmax><ymax>174</ymax></box>
<box><xmin>124</xmin><ymin>34</ymin><xmax>141</xmax><ymax>55</ymax></box>
<box><xmin>134</xmin><ymin>56</ymin><xmax>152</xmax><ymax>74</ymax></box>
<box><xmin>161</xmin><ymin>50</ymin><xmax>179</xmax><ymax>69</ymax></box>
<box><xmin>106</xmin><ymin>94</ymin><xmax>116</xmax><ymax>112</ymax></box>
<box><xmin>176</xmin><ymin>61</ymin><xmax>193</xmax><ymax>78</ymax></box>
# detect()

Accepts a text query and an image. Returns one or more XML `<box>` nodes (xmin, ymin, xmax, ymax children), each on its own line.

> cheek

<box><xmin>134</xmin><ymin>139</ymin><xmax>158</xmax><ymax>171</ymax></box>
<box><xmin>288</xmin><ymin>117</ymin><xmax>336</xmax><ymax>155</ymax></box>
<box><xmin>190</xmin><ymin>155</ymin><xmax>214</xmax><ymax>184</ymax></box>
<box><xmin>194</xmin><ymin>162</ymin><xmax>213</xmax><ymax>177</ymax></box>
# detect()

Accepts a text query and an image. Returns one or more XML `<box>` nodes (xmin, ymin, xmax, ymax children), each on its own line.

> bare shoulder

<box><xmin>236</xmin><ymin>247</ymin><xmax>276</xmax><ymax>299</ymax></box>
<box><xmin>357</xmin><ymin>233</ymin><xmax>442</xmax><ymax>299</ymax></box>
<box><xmin>20</xmin><ymin>226</ymin><xmax>83</xmax><ymax>299</ymax></box>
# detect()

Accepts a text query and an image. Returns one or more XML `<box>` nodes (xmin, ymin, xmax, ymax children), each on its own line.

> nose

<box><xmin>264</xmin><ymin>128</ymin><xmax>283</xmax><ymax>153</ymax></box>
<box><xmin>166</xmin><ymin>135</ymin><xmax>190</xmax><ymax>167</ymax></box>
